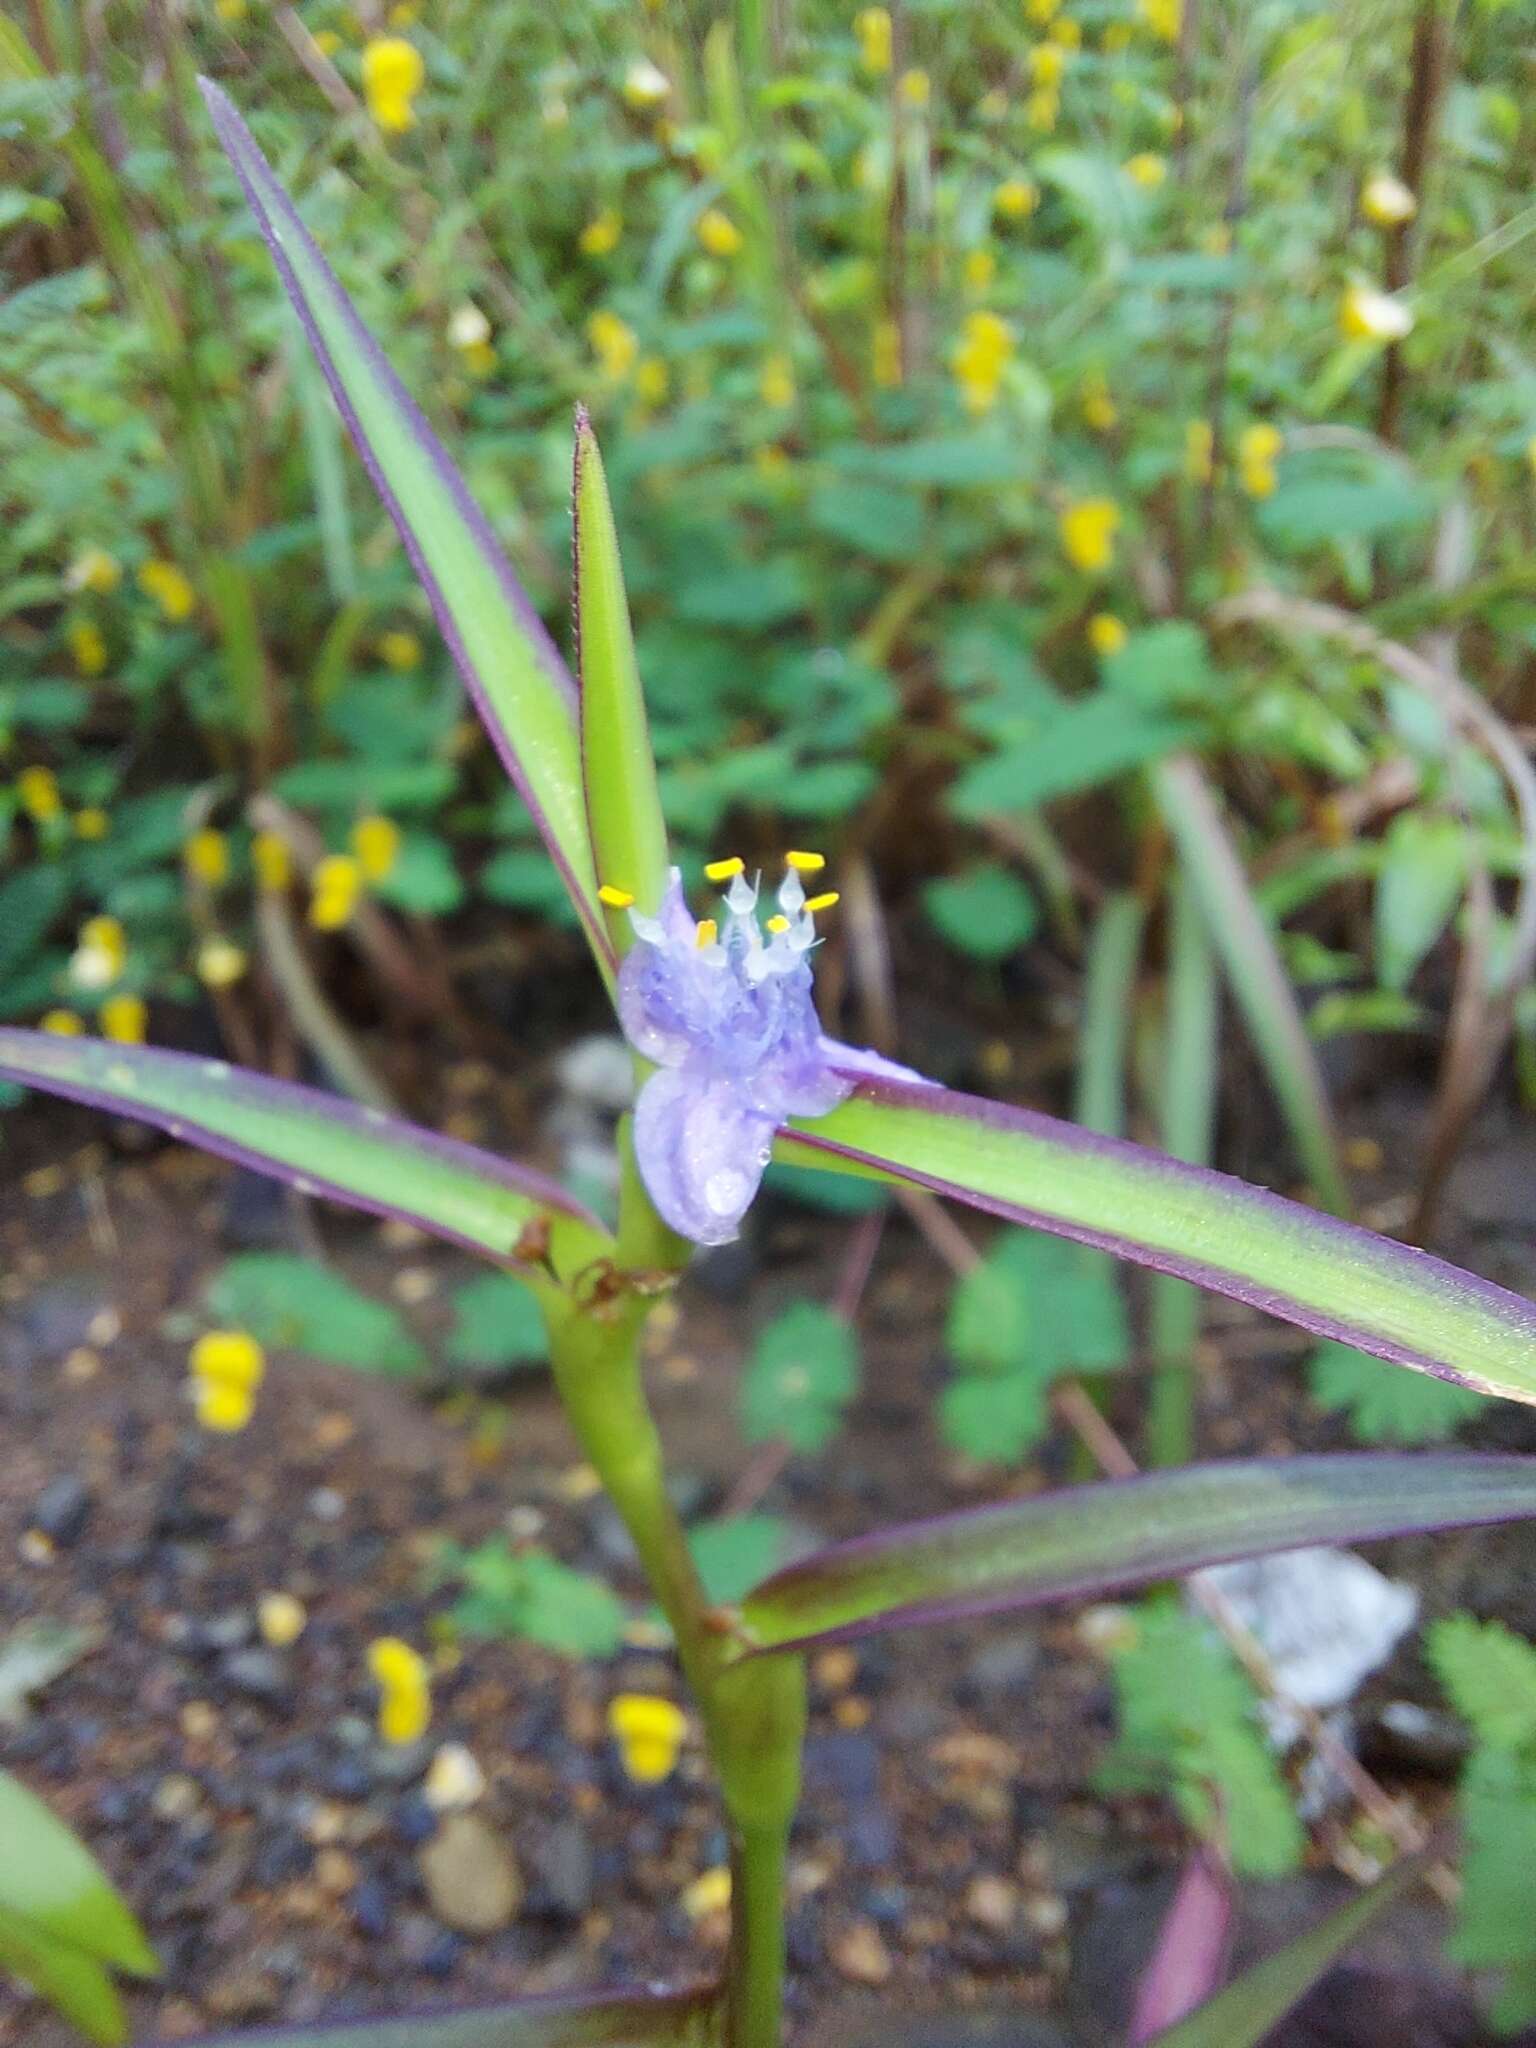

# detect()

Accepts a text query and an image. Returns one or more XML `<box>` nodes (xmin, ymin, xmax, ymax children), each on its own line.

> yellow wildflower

<box><xmin>1081</xmin><ymin>372</ymin><xmax>1117</xmax><ymax>432</ymax></box>
<box><xmin>697</xmin><ymin>208</ymin><xmax>743</xmax><ymax>258</ymax></box>
<box><xmin>1025</xmin><ymin>0</ymin><xmax>1061</xmax><ymax>21</ymax></box>
<box><xmin>1049</xmin><ymin>16</ymin><xmax>1082</xmax><ymax>46</ymax></box>
<box><xmin>252</xmin><ymin>830</ymin><xmax>291</xmax><ymax>892</ymax></box>
<box><xmin>310</xmin><ymin>853</ymin><xmax>363</xmax><ymax>931</ymax></box>
<box><xmin>185</xmin><ymin>827</ymin><xmax>230</xmax><ymax>887</ymax></box>
<box><xmin>1361</xmin><ymin>173</ymin><xmax>1416</xmax><ymax>227</ymax></box>
<box><xmin>17</xmin><ymin>766</ymin><xmax>62</xmax><ymax>822</ymax></box>
<box><xmin>215</xmin><ymin>0</ymin><xmax>247</xmax><ymax>20</ymax></box>
<box><xmin>760</xmin><ymin>354</ymin><xmax>796</xmax><ymax>408</ymax></box>
<box><xmin>71</xmin><ymin>915</ymin><xmax>127</xmax><ymax>990</ymax></box>
<box><xmin>1088</xmin><ymin>613</ymin><xmax>1128</xmax><ymax>655</ymax></box>
<box><xmin>1125</xmin><ymin>153</ymin><xmax>1166</xmax><ymax>188</ymax></box>
<box><xmin>69</xmin><ymin>622</ymin><xmax>107</xmax><ymax>677</ymax></box>
<box><xmin>66</xmin><ymin>545</ymin><xmax>121</xmax><ymax>595</ymax></box>
<box><xmin>589</xmin><ymin>309</ymin><xmax>639</xmax><ymax>382</ymax></box>
<box><xmin>1028</xmin><ymin>43</ymin><xmax>1066</xmax><ymax>85</ymax></box>
<box><xmin>994</xmin><ymin>177</ymin><xmax>1039</xmax><ymax>221</ymax></box>
<box><xmin>351</xmin><ymin>813</ymin><xmax>400</xmax><ymax>883</ymax></box>
<box><xmin>313</xmin><ymin>28</ymin><xmax>342</xmax><ymax>55</ymax></box>
<box><xmin>1340</xmin><ymin>284</ymin><xmax>1413</xmax><ymax>342</ymax></box>
<box><xmin>1060</xmin><ymin>497</ymin><xmax>1121</xmax><ymax>573</ymax></box>
<box><xmin>40</xmin><ymin>1009</ymin><xmax>83</xmax><ymax>1037</ymax></box>
<box><xmin>964</xmin><ymin>247</ymin><xmax>997</xmax><ymax>293</ymax></box>
<box><xmin>361</xmin><ymin>37</ymin><xmax>425</xmax><ymax>133</ymax></box>
<box><xmin>1237</xmin><ymin>421</ymin><xmax>1283</xmax><ymax>499</ymax></box>
<box><xmin>99</xmin><ymin>993</ymin><xmax>147</xmax><ymax>1044</ymax></box>
<box><xmin>854</xmin><ymin>6</ymin><xmax>892</xmax><ymax>75</ymax></box>
<box><xmin>609</xmin><ymin>1693</ymin><xmax>688</xmax><ymax>1784</ymax></box>
<box><xmin>74</xmin><ymin>808</ymin><xmax>110</xmax><ymax>841</ymax></box>
<box><xmin>138</xmin><ymin>558</ymin><xmax>195</xmax><ymax>622</ymax></box>
<box><xmin>448</xmin><ymin>304</ymin><xmax>490</xmax><ymax>351</ymax></box>
<box><xmin>197</xmin><ymin>937</ymin><xmax>248</xmax><ymax>988</ymax></box>
<box><xmin>898</xmin><ymin>67</ymin><xmax>930</xmax><ymax>107</ymax></box>
<box><xmin>579</xmin><ymin>209</ymin><xmax>623</xmax><ymax>257</ymax></box>
<box><xmin>622</xmin><ymin>58</ymin><xmax>670</xmax><ymax>108</ymax></box>
<box><xmin>389</xmin><ymin>1</ymin><xmax>420</xmax><ymax>23</ymax></box>
<box><xmin>379</xmin><ymin>629</ymin><xmax>422</xmax><ymax>670</ymax></box>
<box><xmin>1103</xmin><ymin>20</ymin><xmax>1134</xmax><ymax>50</ymax></box>
<box><xmin>873</xmin><ymin>316</ymin><xmax>903</xmax><ymax>389</ymax></box>
<box><xmin>368</xmin><ymin>1637</ymin><xmax>431</xmax><ymax>1745</ymax></box>
<box><xmin>259</xmin><ymin>1592</ymin><xmax>308</xmax><ymax>1648</ymax></box>
<box><xmin>190</xmin><ymin>1329</ymin><xmax>266</xmax><ymax>1434</ymax></box>
<box><xmin>1025</xmin><ymin>88</ymin><xmax>1059</xmax><ymax>132</ymax></box>
<box><xmin>636</xmin><ymin>357</ymin><xmax>670</xmax><ymax>406</ymax></box>
<box><xmin>1184</xmin><ymin>419</ymin><xmax>1214</xmax><ymax>485</ymax></box>
<box><xmin>952</xmin><ymin>310</ymin><xmax>1013</xmax><ymax>415</ymax></box>
<box><xmin>682</xmin><ymin>1867</ymin><xmax>733</xmax><ymax>1920</ymax></box>
<box><xmin>1137</xmin><ymin>0</ymin><xmax>1181</xmax><ymax>40</ymax></box>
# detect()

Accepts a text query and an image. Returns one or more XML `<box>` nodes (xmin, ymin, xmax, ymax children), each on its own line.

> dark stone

<box><xmin>864</xmin><ymin>1883</ymin><xmax>909</xmax><ymax>1928</ymax></box>
<box><xmin>419</xmin><ymin>1931</ymin><xmax>464</xmax><ymax>1979</ymax></box>
<box><xmin>532</xmin><ymin>1820</ymin><xmax>594</xmax><ymax>1921</ymax></box>
<box><xmin>248</xmin><ymin>1832</ymin><xmax>312</xmax><ymax>1888</ymax></box>
<box><xmin>846</xmin><ymin>1801</ymin><xmax>897</xmax><ymax>1870</ymax></box>
<box><xmin>325</xmin><ymin>1756</ymin><xmax>373</xmax><ymax>1802</ymax></box>
<box><xmin>393</xmin><ymin>1794</ymin><xmax>439</xmax><ymax>1847</ymax></box>
<box><xmin>786</xmin><ymin>1903</ymin><xmax>822</xmax><ymax>1974</ymax></box>
<box><xmin>218</xmin><ymin>1648</ymin><xmax>290</xmax><ymax>1704</ymax></box>
<box><xmin>350</xmin><ymin>1877</ymin><xmax>393</xmax><ymax>1939</ymax></box>
<box><xmin>30</xmin><ymin>1474</ymin><xmax>91</xmax><ymax>1546</ymax></box>
<box><xmin>220</xmin><ymin>1168</ymin><xmax>293</xmax><ymax>1247</ymax></box>
<box><xmin>804</xmin><ymin>1732</ymin><xmax>880</xmax><ymax>1803</ymax></box>
<box><xmin>960</xmin><ymin>1632</ymin><xmax>1041</xmax><ymax>1705</ymax></box>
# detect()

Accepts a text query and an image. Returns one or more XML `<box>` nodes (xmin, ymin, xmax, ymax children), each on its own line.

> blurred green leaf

<box><xmin>206</xmin><ymin>1253</ymin><xmax>425</xmax><ymax>1376</ymax></box>
<box><xmin>922</xmin><ymin>863</ymin><xmax>1038</xmax><ymax>961</ymax></box>
<box><xmin>1310</xmin><ymin>1339</ymin><xmax>1484</xmax><ymax>1445</ymax></box>
<box><xmin>741</xmin><ymin>1300</ymin><xmax>858</xmax><ymax>1453</ymax></box>
<box><xmin>445</xmin><ymin>1270</ymin><xmax>547</xmax><ymax>1372</ymax></box>
<box><xmin>1374</xmin><ymin>811</ymin><xmax>1466</xmax><ymax>992</ymax></box>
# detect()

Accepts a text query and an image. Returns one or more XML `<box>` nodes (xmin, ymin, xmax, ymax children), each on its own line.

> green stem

<box><xmin>727</xmin><ymin>1819</ymin><xmax>792</xmax><ymax>2047</ymax></box>
<box><xmin>1147</xmin><ymin>868</ymin><xmax>1219</xmax><ymax>1467</ymax></box>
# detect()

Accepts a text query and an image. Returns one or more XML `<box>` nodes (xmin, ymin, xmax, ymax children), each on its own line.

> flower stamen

<box><xmin>784</xmin><ymin>850</ymin><xmax>825</xmax><ymax>873</ymax></box>
<box><xmin>695</xmin><ymin>918</ymin><xmax>718</xmax><ymax>949</ymax></box>
<box><xmin>805</xmin><ymin>891</ymin><xmax>840</xmax><ymax>914</ymax></box>
<box><xmin>704</xmin><ymin>855</ymin><xmax>745</xmax><ymax>881</ymax></box>
<box><xmin>599</xmin><ymin>883</ymin><xmax>636</xmax><ymax>908</ymax></box>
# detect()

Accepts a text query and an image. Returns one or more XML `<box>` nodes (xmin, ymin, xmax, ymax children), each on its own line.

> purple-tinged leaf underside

<box><xmin>1145</xmin><ymin>1853</ymin><xmax>1426</xmax><ymax>2047</ymax></box>
<box><xmin>779</xmin><ymin>1076</ymin><xmax>1536</xmax><ymax>1405</ymax></box>
<box><xmin>0</xmin><ymin>1030</ymin><xmax>597</xmax><ymax>1259</ymax></box>
<box><xmin>737</xmin><ymin>1453</ymin><xmax>1536</xmax><ymax>1653</ymax></box>
<box><xmin>172</xmin><ymin>1984</ymin><xmax>720</xmax><ymax>2048</ymax></box>
<box><xmin>1129</xmin><ymin>1850</ymin><xmax>1233</xmax><ymax>2045</ymax></box>
<box><xmin>198</xmin><ymin>80</ymin><xmax>610</xmax><ymax>977</ymax></box>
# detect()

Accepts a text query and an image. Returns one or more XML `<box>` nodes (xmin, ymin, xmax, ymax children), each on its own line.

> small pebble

<box><xmin>423</xmin><ymin>1743</ymin><xmax>486</xmax><ymax>1813</ymax></box>
<box><xmin>258</xmin><ymin>1593</ymin><xmax>307</xmax><ymax>1649</ymax></box>
<box><xmin>29</xmin><ymin>1475</ymin><xmax>91</xmax><ymax>1547</ymax></box>
<box><xmin>831</xmin><ymin>1918</ymin><xmax>893</xmax><ymax>1986</ymax></box>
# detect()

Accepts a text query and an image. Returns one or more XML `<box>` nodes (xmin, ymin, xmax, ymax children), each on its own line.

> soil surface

<box><xmin>2</xmin><ymin>1030</ymin><xmax>1535</xmax><ymax>2048</ymax></box>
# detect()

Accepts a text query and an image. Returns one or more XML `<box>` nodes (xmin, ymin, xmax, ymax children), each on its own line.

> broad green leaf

<box><xmin>921</xmin><ymin>864</ymin><xmax>1038</xmax><ymax>961</ymax></box>
<box><xmin>779</xmin><ymin>1074</ymin><xmax>1536</xmax><ymax>1403</ymax></box>
<box><xmin>1146</xmin><ymin>1853</ymin><xmax>1425</xmax><ymax>2047</ymax></box>
<box><xmin>687</xmin><ymin>1516</ymin><xmax>794</xmax><ymax>1606</ymax></box>
<box><xmin>952</xmin><ymin>695</ymin><xmax>1191</xmax><ymax>817</ymax></box>
<box><xmin>370</xmin><ymin>832</ymin><xmax>466</xmax><ymax>916</ymax></box>
<box><xmin>1443</xmin><ymin>1746</ymin><xmax>1536</xmax><ymax>1971</ymax></box>
<box><xmin>206</xmin><ymin>1253</ymin><xmax>425</xmax><ymax>1375</ymax></box>
<box><xmin>199</xmin><ymin>83</ymin><xmax>606</xmax><ymax>969</ymax></box>
<box><xmin>0</xmin><ymin>1030</ymin><xmax>595</xmax><ymax>1260</ymax></box>
<box><xmin>178</xmin><ymin>1984</ymin><xmax>721</xmax><ymax>2047</ymax></box>
<box><xmin>0</xmin><ymin>1909</ymin><xmax>126</xmax><ymax>2047</ymax></box>
<box><xmin>1310</xmin><ymin>1339</ymin><xmax>1484</xmax><ymax>1445</ymax></box>
<box><xmin>1374</xmin><ymin>811</ymin><xmax>1466</xmax><ymax>992</ymax></box>
<box><xmin>1258</xmin><ymin>474</ymin><xmax>1437</xmax><ymax>549</ymax></box>
<box><xmin>741</xmin><ymin>1301</ymin><xmax>858</xmax><ymax>1453</ymax></box>
<box><xmin>1101</xmin><ymin>622</ymin><xmax>1214</xmax><ymax>709</ymax></box>
<box><xmin>446</xmin><ymin>1271</ymin><xmax>548</xmax><ymax>1372</ymax></box>
<box><xmin>573</xmin><ymin>411</ymin><xmax>670</xmax><ymax>934</ymax></box>
<box><xmin>737</xmin><ymin>1453</ymin><xmax>1536</xmax><ymax>1652</ymax></box>
<box><xmin>1429</xmin><ymin>1615</ymin><xmax>1536</xmax><ymax>1751</ymax></box>
<box><xmin>1101</xmin><ymin>1605</ymin><xmax>1302</xmax><ymax>1879</ymax></box>
<box><xmin>445</xmin><ymin>1542</ymin><xmax>625</xmax><ymax>1658</ymax></box>
<box><xmin>807</xmin><ymin>483</ymin><xmax>926</xmax><ymax>561</ymax></box>
<box><xmin>940</xmin><ymin>1372</ymin><xmax>1048</xmax><ymax>1462</ymax></box>
<box><xmin>0</xmin><ymin>1774</ymin><xmax>155</xmax><ymax>1976</ymax></box>
<box><xmin>0</xmin><ymin>864</ymin><xmax>68</xmax><ymax>986</ymax></box>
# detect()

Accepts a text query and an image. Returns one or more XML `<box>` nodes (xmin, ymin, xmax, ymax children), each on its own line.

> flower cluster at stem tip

<box><xmin>604</xmin><ymin>853</ymin><xmax>916</xmax><ymax>1246</ymax></box>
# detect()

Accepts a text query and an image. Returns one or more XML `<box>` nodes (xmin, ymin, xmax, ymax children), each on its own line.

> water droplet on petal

<box><xmin>704</xmin><ymin>1168</ymin><xmax>748</xmax><ymax>1216</ymax></box>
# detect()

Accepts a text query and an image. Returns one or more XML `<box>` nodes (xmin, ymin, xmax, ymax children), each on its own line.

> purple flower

<box><xmin>618</xmin><ymin>864</ymin><xmax>919</xmax><ymax>1244</ymax></box>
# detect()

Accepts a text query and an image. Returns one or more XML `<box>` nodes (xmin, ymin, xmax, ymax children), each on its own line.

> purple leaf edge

<box><xmin>737</xmin><ymin>1451</ymin><xmax>1536</xmax><ymax>1652</ymax></box>
<box><xmin>162</xmin><ymin>1980</ymin><xmax>720</xmax><ymax>2047</ymax></box>
<box><xmin>801</xmin><ymin>1072</ymin><xmax>1536</xmax><ymax>1395</ymax></box>
<box><xmin>198</xmin><ymin>78</ymin><xmax>612</xmax><ymax>973</ymax></box>
<box><xmin>0</xmin><ymin>1028</ymin><xmax>599</xmax><ymax>1257</ymax></box>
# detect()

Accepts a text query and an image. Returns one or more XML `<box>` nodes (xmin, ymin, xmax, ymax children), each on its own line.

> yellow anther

<box><xmin>765</xmin><ymin>914</ymin><xmax>790</xmax><ymax>935</ymax></box>
<box><xmin>804</xmin><ymin>892</ymin><xmax>840</xmax><ymax>915</ymax></box>
<box><xmin>694</xmin><ymin>919</ymin><xmax>718</xmax><ymax>949</ymax></box>
<box><xmin>598</xmin><ymin>884</ymin><xmax>636</xmax><ymax>908</ymax></box>
<box><xmin>704</xmin><ymin>856</ymin><xmax>745</xmax><ymax>882</ymax></box>
<box><xmin>784</xmin><ymin>850</ymin><xmax>825</xmax><ymax>873</ymax></box>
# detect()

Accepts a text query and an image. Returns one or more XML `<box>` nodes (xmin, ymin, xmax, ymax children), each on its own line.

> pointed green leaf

<box><xmin>779</xmin><ymin>1075</ymin><xmax>1536</xmax><ymax>1405</ymax></box>
<box><xmin>737</xmin><ymin>1454</ymin><xmax>1536</xmax><ymax>1652</ymax></box>
<box><xmin>0</xmin><ymin>1030</ymin><xmax>598</xmax><ymax>1260</ymax></box>
<box><xmin>0</xmin><ymin>1909</ymin><xmax>127</xmax><ymax>2048</ymax></box>
<box><xmin>1145</xmin><ymin>1853</ymin><xmax>1426</xmax><ymax>2048</ymax></box>
<box><xmin>0</xmin><ymin>1771</ymin><xmax>156</xmax><ymax>1979</ymax></box>
<box><xmin>198</xmin><ymin>81</ymin><xmax>607</xmax><ymax>971</ymax></box>
<box><xmin>573</xmin><ymin>409</ymin><xmax>669</xmax><ymax>938</ymax></box>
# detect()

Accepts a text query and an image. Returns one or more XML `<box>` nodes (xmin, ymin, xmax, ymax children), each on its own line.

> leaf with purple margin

<box><xmin>736</xmin><ymin>1454</ymin><xmax>1536</xmax><ymax>1652</ymax></box>
<box><xmin>197</xmin><ymin>80</ymin><xmax>608</xmax><ymax>974</ymax></box>
<box><xmin>174</xmin><ymin>1984</ymin><xmax>720</xmax><ymax>2048</ymax></box>
<box><xmin>0</xmin><ymin>1029</ymin><xmax>597</xmax><ymax>1260</ymax></box>
<box><xmin>1144</xmin><ymin>1852</ymin><xmax>1426</xmax><ymax>2048</ymax></box>
<box><xmin>777</xmin><ymin>1076</ymin><xmax>1536</xmax><ymax>1405</ymax></box>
